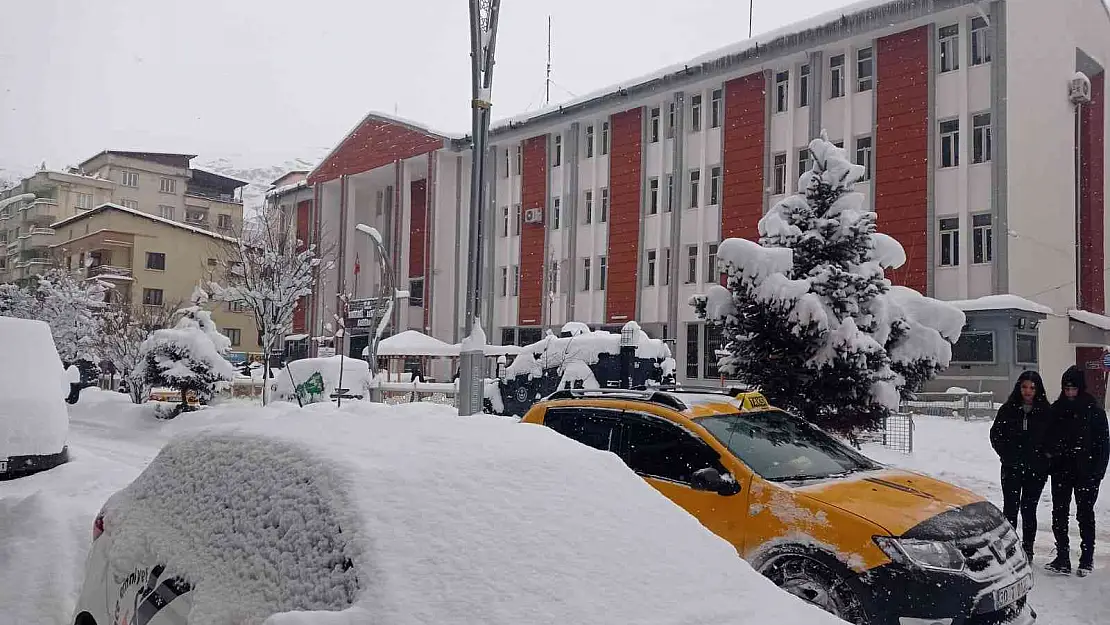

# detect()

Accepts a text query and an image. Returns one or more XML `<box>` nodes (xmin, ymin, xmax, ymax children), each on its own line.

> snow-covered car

<box><xmin>0</xmin><ymin>316</ymin><xmax>71</xmax><ymax>479</ymax></box>
<box><xmin>72</xmin><ymin>403</ymin><xmax>844</xmax><ymax>625</ymax></box>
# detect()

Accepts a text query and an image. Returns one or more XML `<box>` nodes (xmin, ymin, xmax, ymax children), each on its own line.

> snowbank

<box><xmin>0</xmin><ymin>317</ymin><xmax>69</xmax><ymax>458</ymax></box>
<box><xmin>504</xmin><ymin>326</ymin><xmax>671</xmax><ymax>382</ymax></box>
<box><xmin>950</xmin><ymin>294</ymin><xmax>1053</xmax><ymax>316</ymax></box>
<box><xmin>272</xmin><ymin>357</ymin><xmax>372</xmax><ymax>404</ymax></box>
<box><xmin>105</xmin><ymin>402</ymin><xmax>841</xmax><ymax>625</ymax></box>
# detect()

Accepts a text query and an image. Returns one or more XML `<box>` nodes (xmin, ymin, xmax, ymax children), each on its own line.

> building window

<box><xmin>549</xmin><ymin>261</ymin><xmax>560</xmax><ymax>294</ymax></box>
<box><xmin>773</xmin><ymin>153</ymin><xmax>788</xmax><ymax>195</ymax></box>
<box><xmin>706</xmin><ymin>243</ymin><xmax>719</xmax><ymax>282</ymax></box>
<box><xmin>855</xmin><ymin>136</ymin><xmax>873</xmax><ymax>181</ymax></box>
<box><xmin>648</xmin><ymin>177</ymin><xmax>659</xmax><ymax>215</ymax></box>
<box><xmin>972</xmin><ymin>112</ymin><xmax>992</xmax><ymax>164</ymax></box>
<box><xmin>584</xmin><ymin>190</ymin><xmax>593</xmax><ymax>224</ymax></box>
<box><xmin>228</xmin><ymin>301</ymin><xmax>246</xmax><ymax>313</ymax></box>
<box><xmin>939</xmin><ymin>24</ymin><xmax>960</xmax><ymax>73</ymax></box>
<box><xmin>664</xmin><ymin>247</ymin><xmax>672</xmax><ymax>285</ymax></box>
<box><xmin>646</xmin><ymin>250</ymin><xmax>657</xmax><ymax>287</ymax></box>
<box><xmin>142</xmin><ymin>288</ymin><xmax>164</xmax><ymax>306</ymax></box>
<box><xmin>798</xmin><ymin>63</ymin><xmax>810</xmax><ymax>107</ymax></box>
<box><xmin>500</xmin><ymin>205</ymin><xmax>509</xmax><ymax>237</ymax></box>
<box><xmin>601</xmin><ymin>121</ymin><xmax>610</xmax><ymax>155</ymax></box>
<box><xmin>951</xmin><ymin>331</ymin><xmax>994</xmax><ymax>364</ymax></box>
<box><xmin>145</xmin><ymin>252</ymin><xmax>166</xmax><ymax>271</ymax></box>
<box><xmin>207</xmin><ymin>257</ymin><xmax>218</xmax><ymax>268</ymax></box>
<box><xmin>709</xmin><ymin>166</ymin><xmax>721</xmax><ymax>206</ymax></box>
<box><xmin>690</xmin><ymin>94</ymin><xmax>702</xmax><ymax>132</ymax></box>
<box><xmin>159</xmin><ymin>178</ymin><xmax>176</xmax><ymax>194</ymax></box>
<box><xmin>217</xmin><ymin>214</ymin><xmax>232</xmax><ymax>230</ymax></box>
<box><xmin>185</xmin><ymin>209</ymin><xmax>206</xmax><ymax>224</ymax></box>
<box><xmin>553</xmin><ymin>135</ymin><xmax>562</xmax><ymax>167</ymax></box>
<box><xmin>857</xmin><ymin>47</ymin><xmax>873</xmax><ymax>91</ymax></box>
<box><xmin>971</xmin><ymin>16</ymin><xmax>991</xmax><ymax>66</ymax></box>
<box><xmin>689</xmin><ymin>170</ymin><xmax>700</xmax><ymax>208</ymax></box>
<box><xmin>939</xmin><ymin>217</ymin><xmax>960</xmax><ymax>267</ymax></box>
<box><xmin>513</xmin><ymin>204</ymin><xmax>522</xmax><ymax>235</ymax></box>
<box><xmin>972</xmin><ymin>213</ymin><xmax>993</xmax><ymax>264</ymax></box>
<box><xmin>600</xmin><ymin>188</ymin><xmax>609</xmax><ymax>222</ymax></box>
<box><xmin>686</xmin><ymin>323</ymin><xmax>700</xmax><ymax>379</ymax></box>
<box><xmin>940</xmin><ymin>119</ymin><xmax>960</xmax><ymax>168</ymax></box>
<box><xmin>552</xmin><ymin>197</ymin><xmax>561</xmax><ymax>229</ymax></box>
<box><xmin>710</xmin><ymin>89</ymin><xmax>722</xmax><ymax>128</ymax></box>
<box><xmin>499</xmin><ymin>266</ymin><xmax>508</xmax><ymax>297</ymax></box>
<box><xmin>515</xmin><ymin>145</ymin><xmax>522</xmax><ymax>174</ymax></box>
<box><xmin>121</xmin><ymin>170</ymin><xmax>139</xmax><ymax>187</ymax></box>
<box><xmin>121</xmin><ymin>199</ymin><xmax>139</xmax><ymax>210</ymax></box>
<box><xmin>686</xmin><ymin>245</ymin><xmax>698</xmax><ymax>283</ymax></box>
<box><xmin>225</xmin><ymin>328</ymin><xmax>242</xmax><ymax>346</ymax></box>
<box><xmin>650</xmin><ymin>107</ymin><xmax>660</xmax><ymax>143</ymax></box>
<box><xmin>665</xmin><ymin>174</ymin><xmax>674</xmax><ymax>212</ymax></box>
<box><xmin>407</xmin><ymin>277</ymin><xmax>425</xmax><ymax>307</ymax></box>
<box><xmin>667</xmin><ymin>103</ymin><xmax>676</xmax><ymax>138</ymax></box>
<box><xmin>511</xmin><ymin>265</ymin><xmax>520</xmax><ymax>296</ymax></box>
<box><xmin>374</xmin><ymin>191</ymin><xmax>384</xmax><ymax>217</ymax></box>
<box><xmin>1016</xmin><ymin>333</ymin><xmax>1038</xmax><ymax>365</ymax></box>
<box><xmin>705</xmin><ymin>324</ymin><xmax>728</xmax><ymax>379</ymax></box>
<box><xmin>775</xmin><ymin>71</ymin><xmax>789</xmax><ymax>113</ymax></box>
<box><xmin>797</xmin><ymin>148</ymin><xmax>810</xmax><ymax>190</ymax></box>
<box><xmin>598</xmin><ymin>255</ymin><xmax>607</xmax><ymax>290</ymax></box>
<box><xmin>581</xmin><ymin>257</ymin><xmax>591</xmax><ymax>291</ymax></box>
<box><xmin>830</xmin><ymin>54</ymin><xmax>845</xmax><ymax>98</ymax></box>
<box><xmin>75</xmin><ymin>192</ymin><xmax>92</xmax><ymax>209</ymax></box>
<box><xmin>158</xmin><ymin>205</ymin><xmax>175</xmax><ymax>220</ymax></box>
<box><xmin>585</xmin><ymin>125</ymin><xmax>594</xmax><ymax>158</ymax></box>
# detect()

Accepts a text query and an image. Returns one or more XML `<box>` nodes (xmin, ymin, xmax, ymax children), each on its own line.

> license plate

<box><xmin>995</xmin><ymin>575</ymin><xmax>1033</xmax><ymax>609</ymax></box>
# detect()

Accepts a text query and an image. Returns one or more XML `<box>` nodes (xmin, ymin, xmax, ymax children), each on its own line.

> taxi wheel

<box><xmin>762</xmin><ymin>555</ymin><xmax>871</xmax><ymax>625</ymax></box>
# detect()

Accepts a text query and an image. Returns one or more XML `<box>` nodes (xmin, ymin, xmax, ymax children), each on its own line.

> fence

<box><xmin>901</xmin><ymin>392</ymin><xmax>996</xmax><ymax>421</ymax></box>
<box><xmin>857</xmin><ymin>413</ymin><xmax>914</xmax><ymax>453</ymax></box>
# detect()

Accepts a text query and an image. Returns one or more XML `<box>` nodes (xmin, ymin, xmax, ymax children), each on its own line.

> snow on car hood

<box><xmin>111</xmin><ymin>400</ymin><xmax>844</xmax><ymax>625</ymax></box>
<box><xmin>793</xmin><ymin>468</ymin><xmax>988</xmax><ymax>537</ymax></box>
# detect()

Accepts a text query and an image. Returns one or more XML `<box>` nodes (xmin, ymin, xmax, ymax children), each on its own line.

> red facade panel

<box><xmin>409</xmin><ymin>179</ymin><xmax>427</xmax><ymax>277</ymax></box>
<box><xmin>519</xmin><ymin>136</ymin><xmax>548</xmax><ymax>325</ymax></box>
<box><xmin>605</xmin><ymin>108</ymin><xmax>644</xmax><ymax>322</ymax></box>
<box><xmin>292</xmin><ymin>199</ymin><xmax>312</xmax><ymax>333</ymax></box>
<box><xmin>308</xmin><ymin>118</ymin><xmax>443</xmax><ymax>184</ymax></box>
<box><xmin>721</xmin><ymin>72</ymin><xmax>766</xmax><ymax>240</ymax></box>
<box><xmin>1078</xmin><ymin>73</ymin><xmax>1107</xmax><ymax>400</ymax></box>
<box><xmin>876</xmin><ymin>26</ymin><xmax>930</xmax><ymax>294</ymax></box>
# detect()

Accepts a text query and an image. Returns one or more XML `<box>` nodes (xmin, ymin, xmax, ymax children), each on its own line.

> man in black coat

<box><xmin>1044</xmin><ymin>366</ymin><xmax>1110</xmax><ymax>576</ymax></box>
<box><xmin>990</xmin><ymin>370</ymin><xmax>1053</xmax><ymax>559</ymax></box>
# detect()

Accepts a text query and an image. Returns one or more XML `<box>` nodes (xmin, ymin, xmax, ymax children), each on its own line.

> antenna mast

<box><xmin>545</xmin><ymin>16</ymin><xmax>552</xmax><ymax>105</ymax></box>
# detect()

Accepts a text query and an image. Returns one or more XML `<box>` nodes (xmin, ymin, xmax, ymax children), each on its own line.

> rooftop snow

<box><xmin>50</xmin><ymin>202</ymin><xmax>238</xmax><ymax>243</ymax></box>
<box><xmin>375</xmin><ymin>330</ymin><xmax>457</xmax><ymax>357</ymax></box>
<box><xmin>948</xmin><ymin>295</ymin><xmax>1053</xmax><ymax>316</ymax></box>
<box><xmin>1068</xmin><ymin>309</ymin><xmax>1110</xmax><ymax>331</ymax></box>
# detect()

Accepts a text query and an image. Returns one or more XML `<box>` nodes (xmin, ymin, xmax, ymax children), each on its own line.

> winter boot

<box><xmin>1078</xmin><ymin>550</ymin><xmax>1093</xmax><ymax>577</ymax></box>
<box><xmin>1023</xmin><ymin>543</ymin><xmax>1035</xmax><ymax>563</ymax></box>
<box><xmin>1045</xmin><ymin>553</ymin><xmax>1072</xmax><ymax>575</ymax></box>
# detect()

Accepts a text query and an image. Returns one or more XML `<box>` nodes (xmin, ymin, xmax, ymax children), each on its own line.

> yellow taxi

<box><xmin>521</xmin><ymin>387</ymin><xmax>1035</xmax><ymax>625</ymax></box>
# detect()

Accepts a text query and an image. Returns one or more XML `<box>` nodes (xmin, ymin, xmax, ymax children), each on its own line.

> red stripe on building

<box><xmin>409</xmin><ymin>179</ymin><xmax>427</xmax><ymax>277</ymax></box>
<box><xmin>1078</xmin><ymin>71</ymin><xmax>1106</xmax><ymax>400</ymax></box>
<box><xmin>292</xmin><ymin>199</ymin><xmax>312</xmax><ymax>333</ymax></box>
<box><xmin>606</xmin><ymin>108</ymin><xmax>643</xmax><ymax>322</ymax></box>
<box><xmin>875</xmin><ymin>26</ymin><xmax>930</xmax><ymax>294</ymax></box>
<box><xmin>519</xmin><ymin>136</ymin><xmax>548</xmax><ymax>325</ymax></box>
<box><xmin>308</xmin><ymin>118</ymin><xmax>443</xmax><ymax>184</ymax></box>
<box><xmin>721</xmin><ymin>73</ymin><xmax>767</xmax><ymax>241</ymax></box>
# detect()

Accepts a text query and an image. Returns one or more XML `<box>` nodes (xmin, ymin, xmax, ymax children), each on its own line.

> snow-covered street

<box><xmin>2</xmin><ymin>392</ymin><xmax>1109</xmax><ymax>624</ymax></box>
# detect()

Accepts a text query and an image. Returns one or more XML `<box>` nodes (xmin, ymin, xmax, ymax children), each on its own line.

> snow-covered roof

<box><xmin>1068</xmin><ymin>309</ymin><xmax>1110</xmax><ymax>331</ymax></box>
<box><xmin>376</xmin><ymin>330</ymin><xmax>458</xmax><ymax>357</ymax></box>
<box><xmin>0</xmin><ymin>317</ymin><xmax>70</xmax><ymax>458</ymax></box>
<box><xmin>50</xmin><ymin>202</ymin><xmax>238</xmax><ymax>243</ymax></box>
<box><xmin>265</xmin><ymin>180</ymin><xmax>309</xmax><ymax>199</ymax></box>
<box><xmin>308</xmin><ymin>111</ymin><xmax>462</xmax><ymax>184</ymax></box>
<box><xmin>948</xmin><ymin>295</ymin><xmax>1053</xmax><ymax>316</ymax></box>
<box><xmin>107</xmin><ymin>402</ymin><xmax>841</xmax><ymax>624</ymax></box>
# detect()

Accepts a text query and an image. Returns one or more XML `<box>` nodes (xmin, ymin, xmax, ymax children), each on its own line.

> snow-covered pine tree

<box><xmin>692</xmin><ymin>134</ymin><xmax>965</xmax><ymax>437</ymax></box>
<box><xmin>133</xmin><ymin>288</ymin><xmax>235</xmax><ymax>417</ymax></box>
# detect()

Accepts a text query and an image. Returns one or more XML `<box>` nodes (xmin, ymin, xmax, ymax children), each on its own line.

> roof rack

<box><xmin>633</xmin><ymin>384</ymin><xmax>751</xmax><ymax>397</ymax></box>
<box><xmin>545</xmin><ymin>388</ymin><xmax>688</xmax><ymax>411</ymax></box>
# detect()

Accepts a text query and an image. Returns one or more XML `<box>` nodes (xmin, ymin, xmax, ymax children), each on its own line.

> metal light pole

<box><xmin>459</xmin><ymin>0</ymin><xmax>502</xmax><ymax>416</ymax></box>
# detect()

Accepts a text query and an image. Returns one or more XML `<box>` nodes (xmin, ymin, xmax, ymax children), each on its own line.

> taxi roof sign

<box><xmin>736</xmin><ymin>392</ymin><xmax>770</xmax><ymax>410</ymax></box>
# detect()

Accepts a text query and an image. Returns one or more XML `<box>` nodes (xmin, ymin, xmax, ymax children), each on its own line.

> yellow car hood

<box><xmin>793</xmin><ymin>469</ymin><xmax>989</xmax><ymax>537</ymax></box>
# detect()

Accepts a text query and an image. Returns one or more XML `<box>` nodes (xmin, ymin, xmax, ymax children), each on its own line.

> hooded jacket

<box><xmin>990</xmin><ymin>371</ymin><xmax>1053</xmax><ymax>473</ymax></box>
<box><xmin>1049</xmin><ymin>366</ymin><xmax>1110</xmax><ymax>483</ymax></box>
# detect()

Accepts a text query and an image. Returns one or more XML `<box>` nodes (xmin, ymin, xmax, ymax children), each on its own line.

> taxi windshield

<box><xmin>699</xmin><ymin>409</ymin><xmax>880</xmax><ymax>482</ymax></box>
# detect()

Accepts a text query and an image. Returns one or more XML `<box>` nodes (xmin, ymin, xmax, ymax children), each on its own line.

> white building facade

<box><xmin>305</xmin><ymin>0</ymin><xmax>1110</xmax><ymax>398</ymax></box>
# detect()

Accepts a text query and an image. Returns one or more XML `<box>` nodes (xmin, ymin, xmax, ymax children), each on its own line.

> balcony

<box><xmin>20</xmin><ymin>198</ymin><xmax>59</xmax><ymax>223</ymax></box>
<box><xmin>19</xmin><ymin>227</ymin><xmax>56</xmax><ymax>250</ymax></box>
<box><xmin>87</xmin><ymin>264</ymin><xmax>133</xmax><ymax>280</ymax></box>
<box><xmin>15</xmin><ymin>257</ymin><xmax>54</xmax><ymax>279</ymax></box>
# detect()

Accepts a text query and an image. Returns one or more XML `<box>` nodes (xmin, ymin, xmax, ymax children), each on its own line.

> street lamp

<box><xmin>355</xmin><ymin>223</ymin><xmax>401</xmax><ymax>397</ymax></box>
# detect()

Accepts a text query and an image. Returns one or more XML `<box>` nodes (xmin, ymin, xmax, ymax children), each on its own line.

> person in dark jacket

<box><xmin>990</xmin><ymin>371</ymin><xmax>1053</xmax><ymax>559</ymax></box>
<box><xmin>1044</xmin><ymin>366</ymin><xmax>1110</xmax><ymax>576</ymax></box>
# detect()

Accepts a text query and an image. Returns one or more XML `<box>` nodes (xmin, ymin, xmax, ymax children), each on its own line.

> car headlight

<box><xmin>874</xmin><ymin>536</ymin><xmax>965</xmax><ymax>572</ymax></box>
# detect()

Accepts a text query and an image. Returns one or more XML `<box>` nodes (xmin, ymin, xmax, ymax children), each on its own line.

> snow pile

<box><xmin>102</xmin><ymin>402</ymin><xmax>841</xmax><ymax>625</ymax></box>
<box><xmin>459</xmin><ymin>319</ymin><xmax>488</xmax><ymax>353</ymax></box>
<box><xmin>1068</xmin><ymin>309</ymin><xmax>1110</xmax><ymax>331</ymax></box>
<box><xmin>373</xmin><ymin>330</ymin><xmax>457</xmax><ymax>357</ymax></box>
<box><xmin>950</xmin><ymin>294</ymin><xmax>1054</xmax><ymax>316</ymax></box>
<box><xmin>271</xmin><ymin>357</ymin><xmax>372</xmax><ymax>404</ymax></box>
<box><xmin>560</xmin><ymin>321</ymin><xmax>591</xmax><ymax>336</ymax></box>
<box><xmin>504</xmin><ymin>325</ymin><xmax>671</xmax><ymax>382</ymax></box>
<box><xmin>0</xmin><ymin>317</ymin><xmax>69</xmax><ymax>457</ymax></box>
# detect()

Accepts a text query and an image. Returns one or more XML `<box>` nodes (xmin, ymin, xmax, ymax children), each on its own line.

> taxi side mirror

<box><xmin>692</xmin><ymin>467</ymin><xmax>741</xmax><ymax>496</ymax></box>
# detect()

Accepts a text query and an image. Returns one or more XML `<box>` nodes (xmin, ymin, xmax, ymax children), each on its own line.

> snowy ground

<box><xmin>1</xmin><ymin>393</ymin><xmax>1107</xmax><ymax>624</ymax></box>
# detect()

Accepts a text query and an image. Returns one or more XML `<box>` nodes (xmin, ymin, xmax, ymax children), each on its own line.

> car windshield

<box><xmin>698</xmin><ymin>410</ymin><xmax>880</xmax><ymax>482</ymax></box>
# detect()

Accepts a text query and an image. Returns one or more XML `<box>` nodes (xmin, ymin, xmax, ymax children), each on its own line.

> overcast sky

<box><xmin>1</xmin><ymin>0</ymin><xmax>858</xmax><ymax>171</ymax></box>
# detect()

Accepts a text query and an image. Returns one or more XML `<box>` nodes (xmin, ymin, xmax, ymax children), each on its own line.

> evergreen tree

<box><xmin>692</xmin><ymin>134</ymin><xmax>965</xmax><ymax>436</ymax></box>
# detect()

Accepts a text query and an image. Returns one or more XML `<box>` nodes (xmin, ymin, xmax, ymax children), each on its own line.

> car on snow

<box><xmin>520</xmin><ymin>387</ymin><xmax>1036</xmax><ymax>625</ymax></box>
<box><xmin>72</xmin><ymin>403</ymin><xmax>844</xmax><ymax>625</ymax></box>
<box><xmin>0</xmin><ymin>316</ymin><xmax>71</xmax><ymax>480</ymax></box>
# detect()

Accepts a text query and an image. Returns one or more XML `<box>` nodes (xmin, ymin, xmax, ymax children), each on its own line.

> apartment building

<box><xmin>49</xmin><ymin>202</ymin><xmax>260</xmax><ymax>353</ymax></box>
<box><xmin>0</xmin><ymin>151</ymin><xmax>247</xmax><ymax>285</ymax></box>
<box><xmin>303</xmin><ymin>0</ymin><xmax>1109</xmax><ymax>396</ymax></box>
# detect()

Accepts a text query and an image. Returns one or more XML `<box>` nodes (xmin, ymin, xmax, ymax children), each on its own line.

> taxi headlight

<box><xmin>875</xmin><ymin>536</ymin><xmax>965</xmax><ymax>573</ymax></box>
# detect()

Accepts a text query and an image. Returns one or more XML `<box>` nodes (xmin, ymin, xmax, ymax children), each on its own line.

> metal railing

<box><xmin>88</xmin><ymin>264</ymin><xmax>133</xmax><ymax>278</ymax></box>
<box><xmin>857</xmin><ymin>413</ymin><xmax>915</xmax><ymax>453</ymax></box>
<box><xmin>901</xmin><ymin>391</ymin><xmax>996</xmax><ymax>421</ymax></box>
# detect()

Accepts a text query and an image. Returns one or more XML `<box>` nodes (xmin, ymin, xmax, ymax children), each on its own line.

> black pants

<box><xmin>1001</xmin><ymin>465</ymin><xmax>1048</xmax><ymax>548</ymax></box>
<box><xmin>1050</xmin><ymin>472</ymin><xmax>1100</xmax><ymax>556</ymax></box>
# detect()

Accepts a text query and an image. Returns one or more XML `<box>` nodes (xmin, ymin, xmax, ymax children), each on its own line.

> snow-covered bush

<box><xmin>133</xmin><ymin>290</ymin><xmax>235</xmax><ymax>417</ymax></box>
<box><xmin>692</xmin><ymin>134</ymin><xmax>964</xmax><ymax>436</ymax></box>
